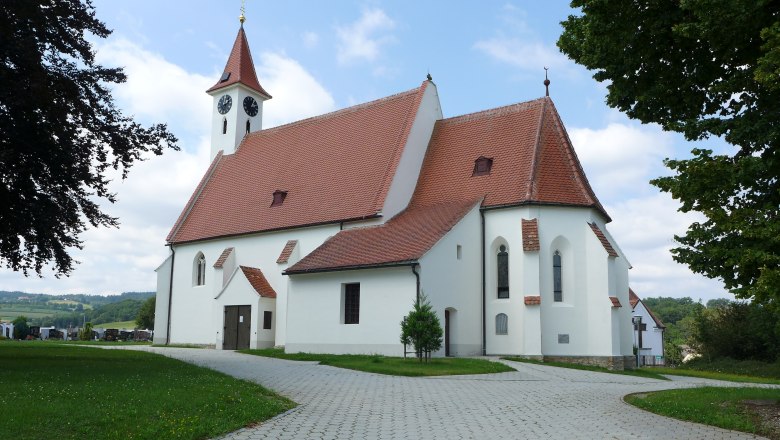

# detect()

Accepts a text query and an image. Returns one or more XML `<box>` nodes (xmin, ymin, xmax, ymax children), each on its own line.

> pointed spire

<box><xmin>206</xmin><ymin>26</ymin><xmax>271</xmax><ymax>99</ymax></box>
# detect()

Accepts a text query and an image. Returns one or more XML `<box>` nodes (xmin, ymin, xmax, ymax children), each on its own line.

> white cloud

<box><xmin>474</xmin><ymin>38</ymin><xmax>569</xmax><ymax>72</ymax></box>
<box><xmin>570</xmin><ymin>123</ymin><xmax>674</xmax><ymax>199</ymax></box>
<box><xmin>257</xmin><ymin>52</ymin><xmax>336</xmax><ymax>127</ymax></box>
<box><xmin>302</xmin><ymin>31</ymin><xmax>319</xmax><ymax>49</ymax></box>
<box><xmin>336</xmin><ymin>8</ymin><xmax>396</xmax><ymax>64</ymax></box>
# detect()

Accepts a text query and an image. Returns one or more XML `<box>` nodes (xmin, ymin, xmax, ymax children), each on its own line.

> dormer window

<box><xmin>271</xmin><ymin>190</ymin><xmax>287</xmax><ymax>207</ymax></box>
<box><xmin>473</xmin><ymin>156</ymin><xmax>493</xmax><ymax>176</ymax></box>
<box><xmin>220</xmin><ymin>72</ymin><xmax>231</xmax><ymax>82</ymax></box>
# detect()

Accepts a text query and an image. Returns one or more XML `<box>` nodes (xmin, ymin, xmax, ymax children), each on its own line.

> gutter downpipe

<box><xmin>411</xmin><ymin>263</ymin><xmax>421</xmax><ymax>304</ymax></box>
<box><xmin>166</xmin><ymin>244</ymin><xmax>175</xmax><ymax>345</ymax></box>
<box><xmin>481</xmin><ymin>209</ymin><xmax>486</xmax><ymax>356</ymax></box>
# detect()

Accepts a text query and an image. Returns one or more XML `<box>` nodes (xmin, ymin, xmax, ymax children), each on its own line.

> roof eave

<box><xmin>284</xmin><ymin>260</ymin><xmax>418</xmax><ymax>276</ymax></box>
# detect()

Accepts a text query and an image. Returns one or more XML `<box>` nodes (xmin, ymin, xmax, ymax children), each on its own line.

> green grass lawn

<box><xmin>502</xmin><ymin>357</ymin><xmax>670</xmax><ymax>381</ymax></box>
<box><xmin>642</xmin><ymin>367</ymin><xmax>780</xmax><ymax>384</ymax></box>
<box><xmin>240</xmin><ymin>348</ymin><xmax>515</xmax><ymax>376</ymax></box>
<box><xmin>0</xmin><ymin>341</ymin><xmax>295</xmax><ymax>440</ymax></box>
<box><xmin>626</xmin><ymin>387</ymin><xmax>780</xmax><ymax>438</ymax></box>
<box><xmin>95</xmin><ymin>320</ymin><xmax>137</xmax><ymax>329</ymax></box>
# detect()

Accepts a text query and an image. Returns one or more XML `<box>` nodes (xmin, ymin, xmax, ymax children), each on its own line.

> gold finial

<box><xmin>544</xmin><ymin>66</ymin><xmax>550</xmax><ymax>97</ymax></box>
<box><xmin>239</xmin><ymin>0</ymin><xmax>246</xmax><ymax>25</ymax></box>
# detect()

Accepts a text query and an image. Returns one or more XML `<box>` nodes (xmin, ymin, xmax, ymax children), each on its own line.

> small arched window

<box><xmin>246</xmin><ymin>119</ymin><xmax>251</xmax><ymax>134</ymax></box>
<box><xmin>553</xmin><ymin>250</ymin><xmax>562</xmax><ymax>302</ymax></box>
<box><xmin>195</xmin><ymin>253</ymin><xmax>206</xmax><ymax>286</ymax></box>
<box><xmin>496</xmin><ymin>313</ymin><xmax>508</xmax><ymax>335</ymax></box>
<box><xmin>222</xmin><ymin>117</ymin><xmax>227</xmax><ymax>134</ymax></box>
<box><xmin>497</xmin><ymin>245</ymin><xmax>509</xmax><ymax>298</ymax></box>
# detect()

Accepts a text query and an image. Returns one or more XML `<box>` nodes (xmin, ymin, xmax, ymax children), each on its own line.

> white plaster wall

<box><xmin>286</xmin><ymin>267</ymin><xmax>416</xmax><ymax>356</ymax></box>
<box><xmin>167</xmin><ymin>223</ymin><xmax>340</xmax><ymax>346</ymax></box>
<box><xmin>209</xmin><ymin>84</ymin><xmax>265</xmax><ymax>160</ymax></box>
<box><xmin>633</xmin><ymin>301</ymin><xmax>664</xmax><ymax>357</ymax></box>
<box><xmin>382</xmin><ymin>82</ymin><xmax>443</xmax><ymax>219</ymax></box>
<box><xmin>418</xmin><ymin>204</ymin><xmax>482</xmax><ymax>357</ymax></box>
<box><xmin>153</xmin><ymin>253</ymin><xmax>172</xmax><ymax>345</ymax></box>
<box><xmin>583</xmin><ymin>227</ymin><xmax>613</xmax><ymax>355</ymax></box>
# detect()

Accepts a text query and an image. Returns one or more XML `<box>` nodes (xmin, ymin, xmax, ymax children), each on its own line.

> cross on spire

<box><xmin>239</xmin><ymin>0</ymin><xmax>246</xmax><ymax>26</ymax></box>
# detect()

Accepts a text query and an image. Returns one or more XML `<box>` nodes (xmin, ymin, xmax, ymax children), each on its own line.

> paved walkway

<box><xmin>127</xmin><ymin>347</ymin><xmax>769</xmax><ymax>439</ymax></box>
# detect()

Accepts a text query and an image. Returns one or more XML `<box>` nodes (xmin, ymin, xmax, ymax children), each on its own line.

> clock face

<box><xmin>243</xmin><ymin>96</ymin><xmax>259</xmax><ymax>117</ymax></box>
<box><xmin>217</xmin><ymin>95</ymin><xmax>232</xmax><ymax>114</ymax></box>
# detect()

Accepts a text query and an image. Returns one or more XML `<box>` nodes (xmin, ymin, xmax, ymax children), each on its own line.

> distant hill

<box><xmin>0</xmin><ymin>291</ymin><xmax>153</xmax><ymax>305</ymax></box>
<box><xmin>0</xmin><ymin>291</ymin><xmax>154</xmax><ymax>326</ymax></box>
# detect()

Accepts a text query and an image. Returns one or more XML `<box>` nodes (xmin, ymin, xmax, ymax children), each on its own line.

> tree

<box><xmin>12</xmin><ymin>315</ymin><xmax>30</xmax><ymax>340</ymax></box>
<box><xmin>400</xmin><ymin>293</ymin><xmax>443</xmax><ymax>362</ymax></box>
<box><xmin>558</xmin><ymin>1</ymin><xmax>780</xmax><ymax>303</ymax></box>
<box><xmin>79</xmin><ymin>321</ymin><xmax>93</xmax><ymax>341</ymax></box>
<box><xmin>693</xmin><ymin>302</ymin><xmax>780</xmax><ymax>361</ymax></box>
<box><xmin>0</xmin><ymin>1</ymin><xmax>178</xmax><ymax>277</ymax></box>
<box><xmin>136</xmin><ymin>296</ymin><xmax>155</xmax><ymax>330</ymax></box>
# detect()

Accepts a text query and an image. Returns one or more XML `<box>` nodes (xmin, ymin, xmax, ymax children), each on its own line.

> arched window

<box><xmin>222</xmin><ymin>117</ymin><xmax>227</xmax><ymax>134</ymax></box>
<box><xmin>497</xmin><ymin>245</ymin><xmax>509</xmax><ymax>298</ymax></box>
<box><xmin>553</xmin><ymin>250</ymin><xmax>562</xmax><ymax>302</ymax></box>
<box><xmin>194</xmin><ymin>253</ymin><xmax>206</xmax><ymax>286</ymax></box>
<box><xmin>246</xmin><ymin>119</ymin><xmax>251</xmax><ymax>134</ymax></box>
<box><xmin>496</xmin><ymin>313</ymin><xmax>508</xmax><ymax>335</ymax></box>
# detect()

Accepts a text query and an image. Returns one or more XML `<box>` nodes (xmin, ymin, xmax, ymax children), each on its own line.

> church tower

<box><xmin>206</xmin><ymin>15</ymin><xmax>271</xmax><ymax>160</ymax></box>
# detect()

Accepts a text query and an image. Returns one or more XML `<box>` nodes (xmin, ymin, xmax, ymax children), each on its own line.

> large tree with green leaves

<box><xmin>0</xmin><ymin>1</ymin><xmax>178</xmax><ymax>276</ymax></box>
<box><xmin>558</xmin><ymin>0</ymin><xmax>780</xmax><ymax>302</ymax></box>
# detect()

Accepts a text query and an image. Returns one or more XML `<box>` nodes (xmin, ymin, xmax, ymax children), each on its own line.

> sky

<box><xmin>0</xmin><ymin>1</ymin><xmax>735</xmax><ymax>302</ymax></box>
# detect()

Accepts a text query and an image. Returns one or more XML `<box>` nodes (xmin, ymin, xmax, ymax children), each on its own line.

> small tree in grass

<box><xmin>79</xmin><ymin>322</ymin><xmax>94</xmax><ymax>341</ymax></box>
<box><xmin>12</xmin><ymin>316</ymin><xmax>30</xmax><ymax>340</ymax></box>
<box><xmin>400</xmin><ymin>293</ymin><xmax>443</xmax><ymax>362</ymax></box>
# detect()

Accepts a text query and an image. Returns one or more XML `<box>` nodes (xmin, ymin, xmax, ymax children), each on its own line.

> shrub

<box><xmin>400</xmin><ymin>293</ymin><xmax>443</xmax><ymax>362</ymax></box>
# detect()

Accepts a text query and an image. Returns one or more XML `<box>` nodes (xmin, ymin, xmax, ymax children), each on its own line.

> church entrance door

<box><xmin>223</xmin><ymin>305</ymin><xmax>251</xmax><ymax>350</ymax></box>
<box><xmin>445</xmin><ymin>309</ymin><xmax>451</xmax><ymax>356</ymax></box>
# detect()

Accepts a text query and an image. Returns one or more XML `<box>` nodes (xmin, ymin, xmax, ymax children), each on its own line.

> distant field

<box><xmin>95</xmin><ymin>320</ymin><xmax>137</xmax><ymax>329</ymax></box>
<box><xmin>0</xmin><ymin>305</ymin><xmax>55</xmax><ymax>321</ymax></box>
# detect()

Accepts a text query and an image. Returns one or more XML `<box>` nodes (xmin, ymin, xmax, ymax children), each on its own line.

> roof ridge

<box><xmin>371</xmin><ymin>81</ymin><xmax>431</xmax><ymax>213</ymax></box>
<box><xmin>526</xmin><ymin>98</ymin><xmax>548</xmax><ymax>201</ymax></box>
<box><xmin>439</xmin><ymin>97</ymin><xmax>546</xmax><ymax>125</ymax></box>
<box><xmin>244</xmin><ymin>86</ymin><xmax>421</xmax><ymax>139</ymax></box>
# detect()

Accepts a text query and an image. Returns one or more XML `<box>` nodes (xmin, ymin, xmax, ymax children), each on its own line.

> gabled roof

<box><xmin>285</xmin><ymin>199</ymin><xmax>480</xmax><ymax>274</ymax></box>
<box><xmin>240</xmin><ymin>266</ymin><xmax>277</xmax><ymax>298</ymax></box>
<box><xmin>629</xmin><ymin>288</ymin><xmax>666</xmax><ymax>329</ymax></box>
<box><xmin>589</xmin><ymin>223</ymin><xmax>618</xmax><ymax>257</ymax></box>
<box><xmin>207</xmin><ymin>27</ymin><xmax>271</xmax><ymax>98</ymax></box>
<box><xmin>167</xmin><ymin>82</ymin><xmax>430</xmax><ymax>244</ymax></box>
<box><xmin>410</xmin><ymin>98</ymin><xmax>609</xmax><ymax>220</ymax></box>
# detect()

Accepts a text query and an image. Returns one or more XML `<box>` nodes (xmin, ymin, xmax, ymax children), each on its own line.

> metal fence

<box><xmin>639</xmin><ymin>355</ymin><xmax>665</xmax><ymax>366</ymax></box>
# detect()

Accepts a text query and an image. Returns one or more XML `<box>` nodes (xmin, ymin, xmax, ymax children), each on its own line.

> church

<box><xmin>153</xmin><ymin>20</ymin><xmax>635</xmax><ymax>369</ymax></box>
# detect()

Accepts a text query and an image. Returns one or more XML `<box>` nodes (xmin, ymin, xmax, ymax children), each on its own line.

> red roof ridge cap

<box><xmin>439</xmin><ymin>97</ymin><xmax>546</xmax><ymax>126</ymax></box>
<box><xmin>526</xmin><ymin>97</ymin><xmax>549</xmax><ymax>200</ymax></box>
<box><xmin>167</xmin><ymin>151</ymin><xmax>224</xmax><ymax>243</ymax></box>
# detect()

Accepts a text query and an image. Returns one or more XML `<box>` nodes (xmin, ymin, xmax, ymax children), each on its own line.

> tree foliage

<box><xmin>79</xmin><ymin>321</ymin><xmax>93</xmax><ymax>341</ymax></box>
<box><xmin>0</xmin><ymin>1</ymin><xmax>178</xmax><ymax>276</ymax></box>
<box><xmin>400</xmin><ymin>293</ymin><xmax>443</xmax><ymax>362</ymax></box>
<box><xmin>12</xmin><ymin>315</ymin><xmax>29</xmax><ymax>339</ymax></box>
<box><xmin>558</xmin><ymin>0</ymin><xmax>780</xmax><ymax>302</ymax></box>
<box><xmin>136</xmin><ymin>296</ymin><xmax>155</xmax><ymax>330</ymax></box>
<box><xmin>693</xmin><ymin>302</ymin><xmax>780</xmax><ymax>362</ymax></box>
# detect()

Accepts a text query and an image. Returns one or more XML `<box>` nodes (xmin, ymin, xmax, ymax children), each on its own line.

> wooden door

<box><xmin>223</xmin><ymin>305</ymin><xmax>251</xmax><ymax>350</ymax></box>
<box><xmin>444</xmin><ymin>309</ymin><xmax>450</xmax><ymax>357</ymax></box>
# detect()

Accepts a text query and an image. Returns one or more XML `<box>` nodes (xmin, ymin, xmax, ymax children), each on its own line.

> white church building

<box><xmin>154</xmin><ymin>22</ymin><xmax>635</xmax><ymax>369</ymax></box>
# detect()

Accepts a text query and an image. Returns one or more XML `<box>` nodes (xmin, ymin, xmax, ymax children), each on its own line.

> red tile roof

<box><xmin>524</xmin><ymin>295</ymin><xmax>541</xmax><ymax>305</ymax></box>
<box><xmin>629</xmin><ymin>288</ymin><xmax>640</xmax><ymax>308</ymax></box>
<box><xmin>589</xmin><ymin>223</ymin><xmax>618</xmax><ymax>257</ymax></box>
<box><xmin>629</xmin><ymin>288</ymin><xmax>666</xmax><ymax>329</ymax></box>
<box><xmin>276</xmin><ymin>240</ymin><xmax>298</xmax><ymax>264</ymax></box>
<box><xmin>168</xmin><ymin>82</ymin><xmax>430</xmax><ymax>244</ymax></box>
<box><xmin>240</xmin><ymin>266</ymin><xmax>277</xmax><ymax>298</ymax></box>
<box><xmin>285</xmin><ymin>199</ymin><xmax>480</xmax><ymax>274</ymax></box>
<box><xmin>522</xmin><ymin>219</ymin><xmax>540</xmax><ymax>251</ymax></box>
<box><xmin>609</xmin><ymin>296</ymin><xmax>622</xmax><ymax>307</ymax></box>
<box><xmin>410</xmin><ymin>98</ymin><xmax>608</xmax><ymax>220</ymax></box>
<box><xmin>206</xmin><ymin>27</ymin><xmax>271</xmax><ymax>99</ymax></box>
<box><xmin>213</xmin><ymin>247</ymin><xmax>234</xmax><ymax>268</ymax></box>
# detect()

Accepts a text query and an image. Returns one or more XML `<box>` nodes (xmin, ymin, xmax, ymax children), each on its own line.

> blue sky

<box><xmin>0</xmin><ymin>1</ymin><xmax>734</xmax><ymax>302</ymax></box>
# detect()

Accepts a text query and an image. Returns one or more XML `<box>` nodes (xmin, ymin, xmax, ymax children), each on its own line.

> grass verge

<box><xmin>0</xmin><ymin>341</ymin><xmax>295</xmax><ymax>439</ymax></box>
<box><xmin>626</xmin><ymin>387</ymin><xmax>780</xmax><ymax>438</ymax></box>
<box><xmin>641</xmin><ymin>367</ymin><xmax>780</xmax><ymax>384</ymax></box>
<box><xmin>240</xmin><ymin>348</ymin><xmax>515</xmax><ymax>376</ymax></box>
<box><xmin>502</xmin><ymin>357</ymin><xmax>669</xmax><ymax>380</ymax></box>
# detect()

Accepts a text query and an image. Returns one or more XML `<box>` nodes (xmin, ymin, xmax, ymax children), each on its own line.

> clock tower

<box><xmin>206</xmin><ymin>17</ymin><xmax>271</xmax><ymax>160</ymax></box>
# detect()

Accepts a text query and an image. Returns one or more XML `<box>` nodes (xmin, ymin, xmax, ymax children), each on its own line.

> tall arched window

<box><xmin>245</xmin><ymin>119</ymin><xmax>251</xmax><ymax>134</ymax></box>
<box><xmin>497</xmin><ymin>245</ymin><xmax>509</xmax><ymax>298</ymax></box>
<box><xmin>553</xmin><ymin>250</ymin><xmax>562</xmax><ymax>302</ymax></box>
<box><xmin>495</xmin><ymin>313</ymin><xmax>508</xmax><ymax>335</ymax></box>
<box><xmin>194</xmin><ymin>253</ymin><xmax>206</xmax><ymax>286</ymax></box>
<box><xmin>222</xmin><ymin>117</ymin><xmax>227</xmax><ymax>134</ymax></box>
